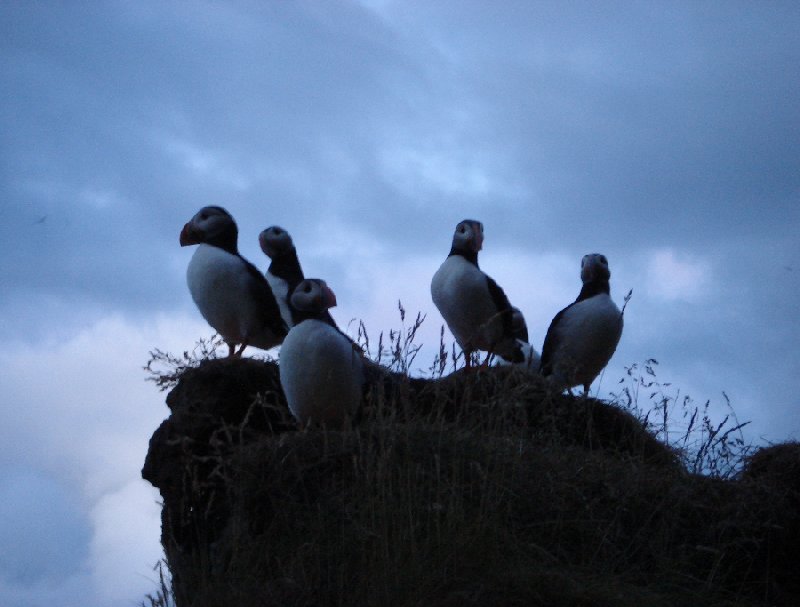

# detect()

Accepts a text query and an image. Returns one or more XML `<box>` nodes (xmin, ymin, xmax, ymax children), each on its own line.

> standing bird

<box><xmin>431</xmin><ymin>219</ymin><xmax>524</xmax><ymax>367</ymax></box>
<box><xmin>258</xmin><ymin>225</ymin><xmax>337</xmax><ymax>329</ymax></box>
<box><xmin>180</xmin><ymin>206</ymin><xmax>288</xmax><ymax>357</ymax></box>
<box><xmin>279</xmin><ymin>279</ymin><xmax>365</xmax><ymax>427</ymax></box>
<box><xmin>539</xmin><ymin>253</ymin><xmax>624</xmax><ymax>394</ymax></box>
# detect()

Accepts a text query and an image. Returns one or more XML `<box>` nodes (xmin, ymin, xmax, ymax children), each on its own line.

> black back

<box><xmin>241</xmin><ymin>256</ymin><xmax>289</xmax><ymax>339</ymax></box>
<box><xmin>202</xmin><ymin>206</ymin><xmax>239</xmax><ymax>254</ymax></box>
<box><xmin>485</xmin><ymin>275</ymin><xmax>516</xmax><ymax>342</ymax></box>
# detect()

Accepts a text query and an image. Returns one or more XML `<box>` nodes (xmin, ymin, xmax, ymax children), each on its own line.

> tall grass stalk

<box><xmin>610</xmin><ymin>359</ymin><xmax>752</xmax><ymax>477</ymax></box>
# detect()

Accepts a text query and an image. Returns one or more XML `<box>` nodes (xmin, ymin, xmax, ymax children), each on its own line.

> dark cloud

<box><xmin>363</xmin><ymin>3</ymin><xmax>800</xmax><ymax>248</ymax></box>
<box><xmin>0</xmin><ymin>467</ymin><xmax>90</xmax><ymax>584</ymax></box>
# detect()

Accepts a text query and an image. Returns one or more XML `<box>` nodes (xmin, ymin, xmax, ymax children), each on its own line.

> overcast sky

<box><xmin>1</xmin><ymin>2</ymin><xmax>799</xmax><ymax>605</ymax></box>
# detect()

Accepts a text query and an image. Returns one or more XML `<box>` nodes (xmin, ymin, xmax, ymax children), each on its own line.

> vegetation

<box><xmin>141</xmin><ymin>316</ymin><xmax>798</xmax><ymax>607</ymax></box>
<box><xmin>609</xmin><ymin>359</ymin><xmax>752</xmax><ymax>478</ymax></box>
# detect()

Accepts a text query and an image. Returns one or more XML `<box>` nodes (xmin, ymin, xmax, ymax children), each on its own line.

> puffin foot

<box><xmin>463</xmin><ymin>353</ymin><xmax>482</xmax><ymax>372</ymax></box>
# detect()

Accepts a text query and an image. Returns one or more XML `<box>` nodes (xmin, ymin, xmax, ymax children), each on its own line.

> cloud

<box><xmin>0</xmin><ymin>570</ymin><xmax>92</xmax><ymax>607</ymax></box>
<box><xmin>78</xmin><ymin>186</ymin><xmax>127</xmax><ymax>210</ymax></box>
<box><xmin>0</xmin><ymin>311</ymin><xmax>211</xmax><ymax>606</ymax></box>
<box><xmin>0</xmin><ymin>468</ymin><xmax>89</xmax><ymax>585</ymax></box>
<box><xmin>645</xmin><ymin>248</ymin><xmax>712</xmax><ymax>303</ymax></box>
<box><xmin>157</xmin><ymin>134</ymin><xmax>251</xmax><ymax>191</ymax></box>
<box><xmin>378</xmin><ymin>144</ymin><xmax>493</xmax><ymax>199</ymax></box>
<box><xmin>89</xmin><ymin>480</ymin><xmax>163</xmax><ymax>605</ymax></box>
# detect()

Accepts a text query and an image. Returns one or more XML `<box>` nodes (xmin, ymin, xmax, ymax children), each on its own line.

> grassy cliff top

<box><xmin>142</xmin><ymin>357</ymin><xmax>799</xmax><ymax>607</ymax></box>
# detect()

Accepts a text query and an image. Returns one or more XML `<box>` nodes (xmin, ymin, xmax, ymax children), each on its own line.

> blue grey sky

<box><xmin>1</xmin><ymin>2</ymin><xmax>798</xmax><ymax>605</ymax></box>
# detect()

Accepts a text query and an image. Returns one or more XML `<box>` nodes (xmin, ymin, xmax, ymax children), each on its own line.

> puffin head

<box><xmin>452</xmin><ymin>219</ymin><xmax>484</xmax><ymax>254</ymax></box>
<box><xmin>180</xmin><ymin>206</ymin><xmax>238</xmax><ymax>253</ymax></box>
<box><xmin>259</xmin><ymin>225</ymin><xmax>294</xmax><ymax>259</ymax></box>
<box><xmin>290</xmin><ymin>278</ymin><xmax>337</xmax><ymax>313</ymax></box>
<box><xmin>580</xmin><ymin>253</ymin><xmax>611</xmax><ymax>283</ymax></box>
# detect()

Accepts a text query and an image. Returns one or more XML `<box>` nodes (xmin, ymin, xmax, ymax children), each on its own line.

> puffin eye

<box><xmin>458</xmin><ymin>225</ymin><xmax>466</xmax><ymax>233</ymax></box>
<box><xmin>600</xmin><ymin>255</ymin><xmax>607</xmax><ymax>264</ymax></box>
<box><xmin>200</xmin><ymin>212</ymin><xmax>208</xmax><ymax>220</ymax></box>
<box><xmin>303</xmin><ymin>283</ymin><xmax>312</xmax><ymax>293</ymax></box>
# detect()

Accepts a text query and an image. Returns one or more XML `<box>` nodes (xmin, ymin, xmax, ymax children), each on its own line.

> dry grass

<box><xmin>610</xmin><ymin>359</ymin><xmax>752</xmax><ymax>478</ymax></box>
<box><xmin>144</xmin><ymin>334</ymin><xmax>225</xmax><ymax>391</ymax></box>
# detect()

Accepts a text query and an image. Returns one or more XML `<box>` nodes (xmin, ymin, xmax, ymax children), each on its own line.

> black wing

<box><xmin>241</xmin><ymin>255</ymin><xmax>289</xmax><ymax>339</ymax></box>
<box><xmin>511</xmin><ymin>307</ymin><xmax>528</xmax><ymax>342</ymax></box>
<box><xmin>485</xmin><ymin>274</ymin><xmax>515</xmax><ymax>338</ymax></box>
<box><xmin>539</xmin><ymin>302</ymin><xmax>576</xmax><ymax>375</ymax></box>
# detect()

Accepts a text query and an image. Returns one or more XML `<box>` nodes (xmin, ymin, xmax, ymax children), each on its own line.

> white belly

<box><xmin>550</xmin><ymin>294</ymin><xmax>623</xmax><ymax>390</ymax></box>
<box><xmin>431</xmin><ymin>257</ymin><xmax>503</xmax><ymax>352</ymax></box>
<box><xmin>279</xmin><ymin>320</ymin><xmax>365</xmax><ymax>425</ymax></box>
<box><xmin>265</xmin><ymin>271</ymin><xmax>293</xmax><ymax>328</ymax></box>
<box><xmin>186</xmin><ymin>245</ymin><xmax>280</xmax><ymax>349</ymax></box>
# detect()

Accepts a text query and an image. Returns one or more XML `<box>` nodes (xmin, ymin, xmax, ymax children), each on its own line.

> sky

<box><xmin>1</xmin><ymin>1</ymin><xmax>798</xmax><ymax>605</ymax></box>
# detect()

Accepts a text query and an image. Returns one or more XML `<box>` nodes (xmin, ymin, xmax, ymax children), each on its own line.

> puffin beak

<box><xmin>258</xmin><ymin>231</ymin><xmax>270</xmax><ymax>256</ymax></box>
<box><xmin>179</xmin><ymin>222</ymin><xmax>197</xmax><ymax>246</ymax></box>
<box><xmin>322</xmin><ymin>284</ymin><xmax>337</xmax><ymax>309</ymax></box>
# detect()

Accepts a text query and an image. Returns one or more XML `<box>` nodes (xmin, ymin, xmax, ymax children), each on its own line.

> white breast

<box><xmin>187</xmin><ymin>244</ymin><xmax>280</xmax><ymax>349</ymax></box>
<box><xmin>431</xmin><ymin>256</ymin><xmax>500</xmax><ymax>351</ymax></box>
<box><xmin>549</xmin><ymin>294</ymin><xmax>623</xmax><ymax>390</ymax></box>
<box><xmin>265</xmin><ymin>271</ymin><xmax>294</xmax><ymax>329</ymax></box>
<box><xmin>279</xmin><ymin>320</ymin><xmax>365</xmax><ymax>426</ymax></box>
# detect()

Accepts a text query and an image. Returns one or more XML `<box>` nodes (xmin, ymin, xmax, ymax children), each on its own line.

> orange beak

<box><xmin>179</xmin><ymin>222</ymin><xmax>198</xmax><ymax>246</ymax></box>
<box><xmin>321</xmin><ymin>283</ymin><xmax>337</xmax><ymax>309</ymax></box>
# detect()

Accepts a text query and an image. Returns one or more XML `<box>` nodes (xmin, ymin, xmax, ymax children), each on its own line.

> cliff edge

<box><xmin>143</xmin><ymin>358</ymin><xmax>799</xmax><ymax>606</ymax></box>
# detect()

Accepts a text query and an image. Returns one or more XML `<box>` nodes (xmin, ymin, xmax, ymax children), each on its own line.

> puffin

<box><xmin>539</xmin><ymin>253</ymin><xmax>624</xmax><ymax>394</ymax></box>
<box><xmin>430</xmin><ymin>219</ymin><xmax>524</xmax><ymax>368</ymax></box>
<box><xmin>279</xmin><ymin>279</ymin><xmax>366</xmax><ymax>427</ymax></box>
<box><xmin>180</xmin><ymin>206</ymin><xmax>288</xmax><ymax>357</ymax></box>
<box><xmin>258</xmin><ymin>225</ymin><xmax>337</xmax><ymax>329</ymax></box>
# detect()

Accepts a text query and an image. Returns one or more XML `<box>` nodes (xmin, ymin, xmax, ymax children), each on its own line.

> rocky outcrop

<box><xmin>143</xmin><ymin>359</ymin><xmax>798</xmax><ymax>607</ymax></box>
